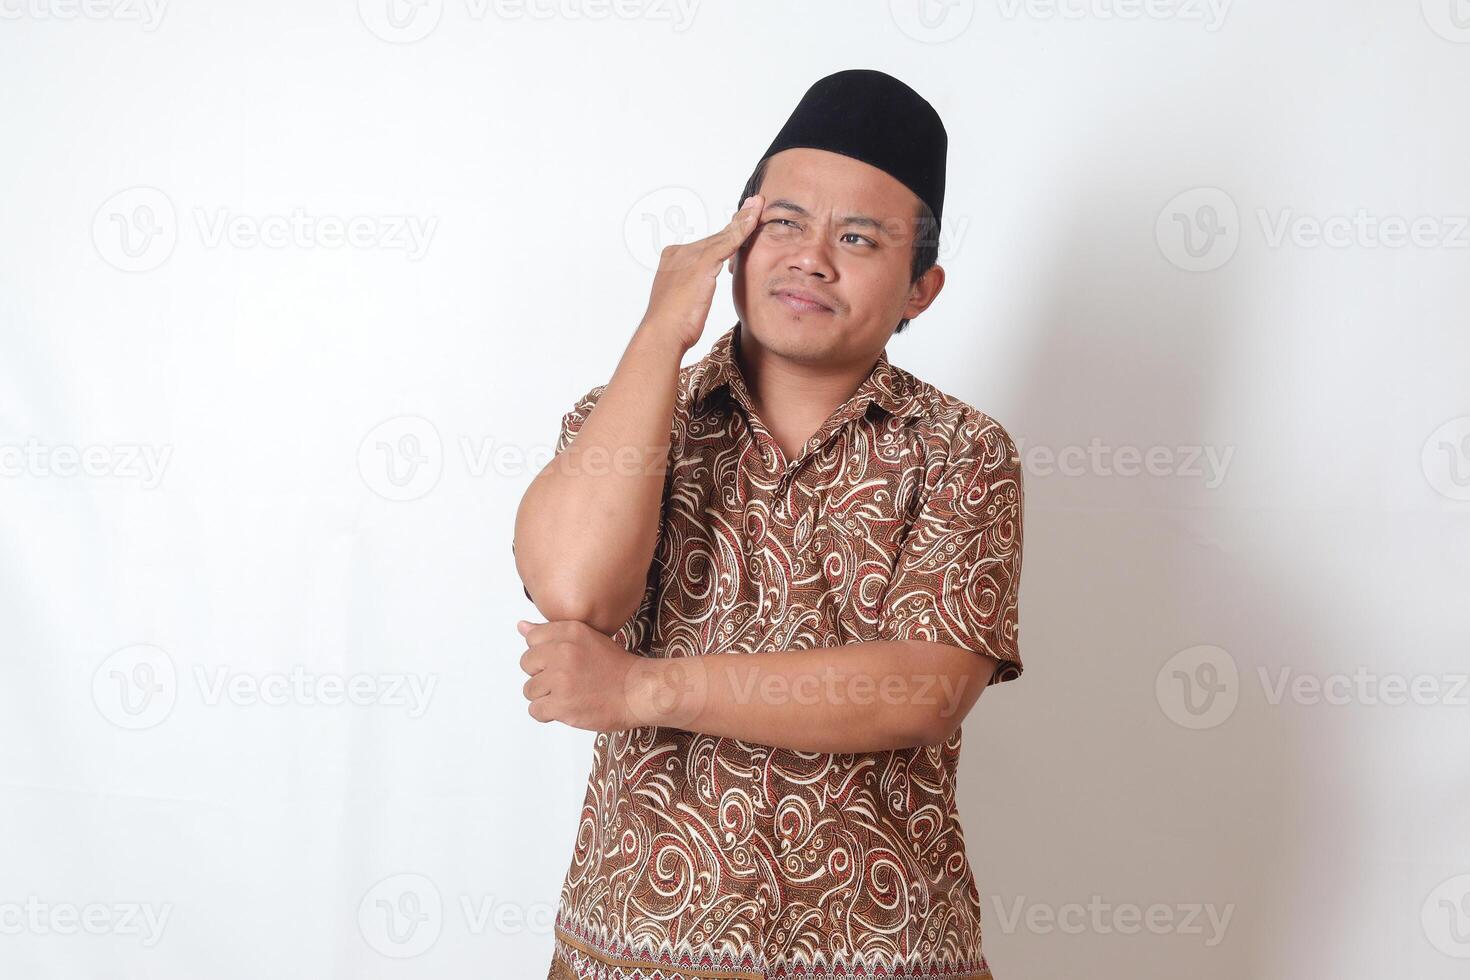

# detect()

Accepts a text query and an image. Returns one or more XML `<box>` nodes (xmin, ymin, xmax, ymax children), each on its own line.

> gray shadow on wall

<box><xmin>948</xmin><ymin>173</ymin><xmax>1331</xmax><ymax>979</ymax></box>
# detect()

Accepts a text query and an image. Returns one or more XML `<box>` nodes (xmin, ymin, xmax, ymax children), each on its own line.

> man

<box><xmin>514</xmin><ymin>68</ymin><xmax>1025</xmax><ymax>980</ymax></box>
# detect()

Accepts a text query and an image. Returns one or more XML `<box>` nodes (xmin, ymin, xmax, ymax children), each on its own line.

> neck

<box><xmin>732</xmin><ymin>321</ymin><xmax>881</xmax><ymax>455</ymax></box>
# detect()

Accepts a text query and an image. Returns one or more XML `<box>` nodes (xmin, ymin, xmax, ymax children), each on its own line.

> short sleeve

<box><xmin>515</xmin><ymin>385</ymin><xmax>608</xmax><ymax>602</ymax></box>
<box><xmin>554</xmin><ymin>384</ymin><xmax>608</xmax><ymax>457</ymax></box>
<box><xmin>877</xmin><ymin>417</ymin><xmax>1024</xmax><ymax>686</ymax></box>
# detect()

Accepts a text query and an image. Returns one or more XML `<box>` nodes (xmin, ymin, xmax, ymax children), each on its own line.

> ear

<box><xmin>902</xmin><ymin>263</ymin><xmax>945</xmax><ymax>319</ymax></box>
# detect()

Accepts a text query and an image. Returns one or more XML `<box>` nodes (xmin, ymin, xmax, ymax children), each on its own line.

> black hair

<box><xmin>737</xmin><ymin>155</ymin><xmax>939</xmax><ymax>335</ymax></box>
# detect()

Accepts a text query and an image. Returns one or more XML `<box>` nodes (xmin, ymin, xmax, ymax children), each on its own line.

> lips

<box><xmin>772</xmin><ymin>288</ymin><xmax>836</xmax><ymax>314</ymax></box>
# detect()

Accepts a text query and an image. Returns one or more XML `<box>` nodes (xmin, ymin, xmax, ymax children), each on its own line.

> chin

<box><xmin>743</xmin><ymin>313</ymin><xmax>838</xmax><ymax>360</ymax></box>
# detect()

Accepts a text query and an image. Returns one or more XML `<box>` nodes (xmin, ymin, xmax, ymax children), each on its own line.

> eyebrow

<box><xmin>764</xmin><ymin>198</ymin><xmax>886</xmax><ymax>231</ymax></box>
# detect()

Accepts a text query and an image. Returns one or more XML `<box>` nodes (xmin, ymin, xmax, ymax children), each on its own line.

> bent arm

<box><xmin>629</xmin><ymin>640</ymin><xmax>999</xmax><ymax>753</ymax></box>
<box><xmin>513</xmin><ymin>325</ymin><xmax>684</xmax><ymax>635</ymax></box>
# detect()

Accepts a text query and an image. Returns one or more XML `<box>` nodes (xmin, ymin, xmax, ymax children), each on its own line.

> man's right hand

<box><xmin>638</xmin><ymin>193</ymin><xmax>764</xmax><ymax>353</ymax></box>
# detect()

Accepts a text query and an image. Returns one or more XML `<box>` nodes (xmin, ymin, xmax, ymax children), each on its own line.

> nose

<box><xmin>783</xmin><ymin>222</ymin><xmax>836</xmax><ymax>280</ymax></box>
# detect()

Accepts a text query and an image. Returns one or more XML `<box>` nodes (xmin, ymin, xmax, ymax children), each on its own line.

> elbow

<box><xmin>905</xmin><ymin>711</ymin><xmax>960</xmax><ymax>749</ymax></box>
<box><xmin>879</xmin><ymin>713</ymin><xmax>946</xmax><ymax>751</ymax></box>
<box><xmin>525</xmin><ymin>579</ymin><xmax>642</xmax><ymax>636</ymax></box>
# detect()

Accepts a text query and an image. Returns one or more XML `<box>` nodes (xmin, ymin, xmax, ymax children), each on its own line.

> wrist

<box><xmin>623</xmin><ymin>655</ymin><xmax>710</xmax><ymax>730</ymax></box>
<box><xmin>631</xmin><ymin>319</ymin><xmax>695</xmax><ymax>360</ymax></box>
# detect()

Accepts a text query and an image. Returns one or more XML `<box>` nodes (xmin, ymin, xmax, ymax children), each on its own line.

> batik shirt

<box><xmin>527</xmin><ymin>321</ymin><xmax>1025</xmax><ymax>980</ymax></box>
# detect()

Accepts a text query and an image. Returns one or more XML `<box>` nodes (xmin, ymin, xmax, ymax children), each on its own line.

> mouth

<box><xmin>771</xmin><ymin>288</ymin><xmax>836</xmax><ymax>315</ymax></box>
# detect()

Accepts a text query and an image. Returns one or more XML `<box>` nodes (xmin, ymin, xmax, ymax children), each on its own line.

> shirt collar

<box><xmin>689</xmin><ymin>321</ymin><xmax>924</xmax><ymax>420</ymax></box>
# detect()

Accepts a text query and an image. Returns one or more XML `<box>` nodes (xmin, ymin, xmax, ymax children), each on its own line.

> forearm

<box><xmin>514</xmin><ymin>324</ymin><xmax>685</xmax><ymax>634</ymax></box>
<box><xmin>632</xmin><ymin>640</ymin><xmax>988</xmax><ymax>753</ymax></box>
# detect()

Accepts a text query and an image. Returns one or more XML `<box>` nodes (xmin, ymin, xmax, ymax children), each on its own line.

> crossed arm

<box><xmin>516</xmin><ymin>617</ymin><xmax>1001</xmax><ymax>754</ymax></box>
<box><xmin>513</xmin><ymin>326</ymin><xmax>1018</xmax><ymax>754</ymax></box>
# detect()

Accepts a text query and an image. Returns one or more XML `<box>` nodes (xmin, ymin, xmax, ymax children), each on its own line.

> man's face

<box><xmin>728</xmin><ymin>147</ymin><xmax>943</xmax><ymax>366</ymax></box>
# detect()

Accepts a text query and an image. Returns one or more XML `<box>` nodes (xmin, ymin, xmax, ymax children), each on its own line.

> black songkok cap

<box><xmin>758</xmin><ymin>68</ymin><xmax>948</xmax><ymax>228</ymax></box>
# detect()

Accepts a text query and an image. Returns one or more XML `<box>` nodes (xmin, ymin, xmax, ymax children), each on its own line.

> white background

<box><xmin>2</xmin><ymin>1</ymin><xmax>1468</xmax><ymax>977</ymax></box>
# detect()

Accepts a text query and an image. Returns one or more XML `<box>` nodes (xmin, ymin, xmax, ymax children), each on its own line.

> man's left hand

<box><xmin>518</xmin><ymin>619</ymin><xmax>644</xmax><ymax>732</ymax></box>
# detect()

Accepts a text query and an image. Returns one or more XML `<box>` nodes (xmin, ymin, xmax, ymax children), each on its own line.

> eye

<box><xmin>842</xmin><ymin>233</ymin><xmax>877</xmax><ymax>247</ymax></box>
<box><xmin>772</xmin><ymin>218</ymin><xmax>799</xmax><ymax>228</ymax></box>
